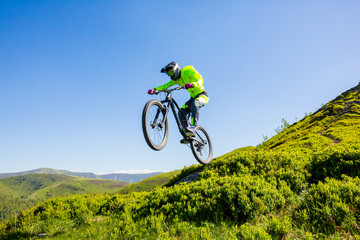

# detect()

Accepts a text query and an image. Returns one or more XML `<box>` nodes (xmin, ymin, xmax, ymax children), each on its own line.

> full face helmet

<box><xmin>161</xmin><ymin>62</ymin><xmax>181</xmax><ymax>80</ymax></box>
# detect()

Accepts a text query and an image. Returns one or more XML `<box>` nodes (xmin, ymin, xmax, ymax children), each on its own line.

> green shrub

<box><xmin>137</xmin><ymin>175</ymin><xmax>286</xmax><ymax>224</ymax></box>
<box><xmin>330</xmin><ymin>104</ymin><xmax>345</xmax><ymax>115</ymax></box>
<box><xmin>309</xmin><ymin>145</ymin><xmax>360</xmax><ymax>183</ymax></box>
<box><xmin>200</xmin><ymin>150</ymin><xmax>310</xmax><ymax>193</ymax></box>
<box><xmin>238</xmin><ymin>223</ymin><xmax>272</xmax><ymax>240</ymax></box>
<box><xmin>266</xmin><ymin>216</ymin><xmax>293</xmax><ymax>240</ymax></box>
<box><xmin>294</xmin><ymin>176</ymin><xmax>360</xmax><ymax>235</ymax></box>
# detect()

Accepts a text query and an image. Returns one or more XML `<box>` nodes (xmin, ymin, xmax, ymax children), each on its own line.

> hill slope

<box><xmin>259</xmin><ymin>83</ymin><xmax>360</xmax><ymax>151</ymax></box>
<box><xmin>1</xmin><ymin>83</ymin><xmax>360</xmax><ymax>239</ymax></box>
<box><xmin>117</xmin><ymin>170</ymin><xmax>181</xmax><ymax>194</ymax></box>
<box><xmin>0</xmin><ymin>174</ymin><xmax>129</xmax><ymax>221</ymax></box>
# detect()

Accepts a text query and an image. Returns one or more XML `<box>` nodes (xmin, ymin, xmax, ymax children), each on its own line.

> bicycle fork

<box><xmin>152</xmin><ymin>104</ymin><xmax>169</xmax><ymax>130</ymax></box>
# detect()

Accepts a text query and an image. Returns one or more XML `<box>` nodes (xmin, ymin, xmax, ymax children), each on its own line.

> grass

<box><xmin>0</xmin><ymin>174</ymin><xmax>129</xmax><ymax>221</ymax></box>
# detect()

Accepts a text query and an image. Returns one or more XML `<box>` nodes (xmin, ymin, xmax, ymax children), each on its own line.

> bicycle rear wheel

<box><xmin>190</xmin><ymin>126</ymin><xmax>213</xmax><ymax>164</ymax></box>
<box><xmin>142</xmin><ymin>100</ymin><xmax>169</xmax><ymax>151</ymax></box>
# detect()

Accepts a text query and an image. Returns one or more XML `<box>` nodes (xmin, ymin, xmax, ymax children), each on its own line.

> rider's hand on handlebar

<box><xmin>185</xmin><ymin>83</ymin><xmax>194</xmax><ymax>89</ymax></box>
<box><xmin>148</xmin><ymin>89</ymin><xmax>159</xmax><ymax>95</ymax></box>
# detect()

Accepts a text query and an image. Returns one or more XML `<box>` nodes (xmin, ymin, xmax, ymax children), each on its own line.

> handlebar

<box><xmin>154</xmin><ymin>86</ymin><xmax>184</xmax><ymax>95</ymax></box>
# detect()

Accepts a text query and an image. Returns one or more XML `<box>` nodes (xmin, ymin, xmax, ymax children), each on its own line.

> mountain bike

<box><xmin>142</xmin><ymin>87</ymin><xmax>213</xmax><ymax>164</ymax></box>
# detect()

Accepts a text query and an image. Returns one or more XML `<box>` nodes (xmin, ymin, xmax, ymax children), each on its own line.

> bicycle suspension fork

<box><xmin>152</xmin><ymin>100</ymin><xmax>170</xmax><ymax>129</ymax></box>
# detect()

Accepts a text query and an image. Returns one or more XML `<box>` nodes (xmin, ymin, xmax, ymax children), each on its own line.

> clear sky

<box><xmin>1</xmin><ymin>0</ymin><xmax>359</xmax><ymax>174</ymax></box>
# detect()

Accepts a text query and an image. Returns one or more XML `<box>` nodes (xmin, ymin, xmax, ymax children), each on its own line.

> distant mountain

<box><xmin>0</xmin><ymin>168</ymin><xmax>164</xmax><ymax>183</ymax></box>
<box><xmin>0</xmin><ymin>173</ymin><xmax>129</xmax><ymax>220</ymax></box>
<box><xmin>99</xmin><ymin>173</ymin><xmax>162</xmax><ymax>182</ymax></box>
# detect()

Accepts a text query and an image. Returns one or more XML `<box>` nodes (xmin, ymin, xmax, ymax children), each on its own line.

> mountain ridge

<box><xmin>0</xmin><ymin>168</ymin><xmax>164</xmax><ymax>183</ymax></box>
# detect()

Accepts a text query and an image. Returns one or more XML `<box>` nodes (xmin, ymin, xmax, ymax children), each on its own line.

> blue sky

<box><xmin>1</xmin><ymin>0</ymin><xmax>359</xmax><ymax>173</ymax></box>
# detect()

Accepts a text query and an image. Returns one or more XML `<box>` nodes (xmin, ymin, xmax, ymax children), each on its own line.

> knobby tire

<box><xmin>142</xmin><ymin>100</ymin><xmax>169</xmax><ymax>151</ymax></box>
<box><xmin>190</xmin><ymin>126</ymin><xmax>213</xmax><ymax>164</ymax></box>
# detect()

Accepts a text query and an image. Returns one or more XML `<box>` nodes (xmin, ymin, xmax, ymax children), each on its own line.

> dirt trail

<box><xmin>174</xmin><ymin>170</ymin><xmax>202</xmax><ymax>185</ymax></box>
<box><xmin>318</xmin><ymin>132</ymin><xmax>341</xmax><ymax>145</ymax></box>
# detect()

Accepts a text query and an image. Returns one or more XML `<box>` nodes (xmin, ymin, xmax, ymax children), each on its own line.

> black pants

<box><xmin>178</xmin><ymin>98</ymin><xmax>206</xmax><ymax>128</ymax></box>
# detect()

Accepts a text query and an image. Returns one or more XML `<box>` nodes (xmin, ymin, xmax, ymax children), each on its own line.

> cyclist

<box><xmin>148</xmin><ymin>61</ymin><xmax>209</xmax><ymax>137</ymax></box>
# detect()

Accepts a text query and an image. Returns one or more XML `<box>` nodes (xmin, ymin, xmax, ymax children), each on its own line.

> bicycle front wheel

<box><xmin>142</xmin><ymin>100</ymin><xmax>169</xmax><ymax>151</ymax></box>
<box><xmin>191</xmin><ymin>126</ymin><xmax>213</xmax><ymax>164</ymax></box>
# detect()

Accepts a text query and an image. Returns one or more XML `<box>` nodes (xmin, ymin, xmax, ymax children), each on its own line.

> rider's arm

<box><xmin>154</xmin><ymin>80</ymin><xmax>176</xmax><ymax>91</ymax></box>
<box><xmin>182</xmin><ymin>67</ymin><xmax>204</xmax><ymax>95</ymax></box>
<box><xmin>182</xmin><ymin>66</ymin><xmax>204</xmax><ymax>89</ymax></box>
<box><xmin>191</xmin><ymin>77</ymin><xmax>204</xmax><ymax>89</ymax></box>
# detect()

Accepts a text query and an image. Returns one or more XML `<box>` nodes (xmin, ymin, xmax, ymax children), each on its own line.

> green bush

<box><xmin>199</xmin><ymin>149</ymin><xmax>310</xmax><ymax>193</ymax></box>
<box><xmin>137</xmin><ymin>175</ymin><xmax>286</xmax><ymax>224</ymax></box>
<box><xmin>294</xmin><ymin>176</ymin><xmax>360</xmax><ymax>235</ymax></box>
<box><xmin>309</xmin><ymin>145</ymin><xmax>360</xmax><ymax>183</ymax></box>
<box><xmin>266</xmin><ymin>216</ymin><xmax>293</xmax><ymax>240</ymax></box>
<box><xmin>238</xmin><ymin>223</ymin><xmax>272</xmax><ymax>240</ymax></box>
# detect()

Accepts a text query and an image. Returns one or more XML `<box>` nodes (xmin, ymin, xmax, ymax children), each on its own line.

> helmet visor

<box><xmin>167</xmin><ymin>69</ymin><xmax>175</xmax><ymax>77</ymax></box>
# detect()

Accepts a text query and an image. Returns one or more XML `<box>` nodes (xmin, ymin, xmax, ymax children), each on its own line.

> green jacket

<box><xmin>155</xmin><ymin>66</ymin><xmax>205</xmax><ymax>98</ymax></box>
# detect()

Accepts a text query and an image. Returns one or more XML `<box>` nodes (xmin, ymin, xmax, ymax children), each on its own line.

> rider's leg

<box><xmin>179</xmin><ymin>99</ymin><xmax>197</xmax><ymax>137</ymax></box>
<box><xmin>178</xmin><ymin>99</ymin><xmax>192</xmax><ymax>129</ymax></box>
<box><xmin>190</xmin><ymin>95</ymin><xmax>209</xmax><ymax>126</ymax></box>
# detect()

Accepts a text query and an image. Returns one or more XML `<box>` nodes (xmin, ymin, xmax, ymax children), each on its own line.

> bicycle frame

<box><xmin>155</xmin><ymin>88</ymin><xmax>190</xmax><ymax>139</ymax></box>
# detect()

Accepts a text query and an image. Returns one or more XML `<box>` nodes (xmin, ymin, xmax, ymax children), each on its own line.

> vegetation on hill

<box><xmin>0</xmin><ymin>174</ymin><xmax>129</xmax><ymax>221</ymax></box>
<box><xmin>117</xmin><ymin>170</ymin><xmax>181</xmax><ymax>195</ymax></box>
<box><xmin>258</xmin><ymin>83</ymin><xmax>360</xmax><ymax>151</ymax></box>
<box><xmin>1</xmin><ymin>83</ymin><xmax>360</xmax><ymax>239</ymax></box>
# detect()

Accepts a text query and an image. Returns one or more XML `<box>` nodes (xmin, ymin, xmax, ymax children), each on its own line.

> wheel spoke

<box><xmin>142</xmin><ymin>100</ymin><xmax>169</xmax><ymax>151</ymax></box>
<box><xmin>191</xmin><ymin>126</ymin><xmax>212</xmax><ymax>164</ymax></box>
<box><xmin>147</xmin><ymin>105</ymin><xmax>166</xmax><ymax>146</ymax></box>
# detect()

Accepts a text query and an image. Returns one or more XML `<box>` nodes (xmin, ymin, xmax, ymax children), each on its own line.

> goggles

<box><xmin>167</xmin><ymin>69</ymin><xmax>175</xmax><ymax>77</ymax></box>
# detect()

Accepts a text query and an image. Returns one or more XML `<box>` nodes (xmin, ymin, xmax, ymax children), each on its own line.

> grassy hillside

<box><xmin>117</xmin><ymin>170</ymin><xmax>181</xmax><ymax>194</ymax></box>
<box><xmin>1</xmin><ymin>83</ymin><xmax>360</xmax><ymax>239</ymax></box>
<box><xmin>258</xmin><ymin>83</ymin><xmax>360</xmax><ymax>151</ymax></box>
<box><xmin>0</xmin><ymin>174</ymin><xmax>129</xmax><ymax>221</ymax></box>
